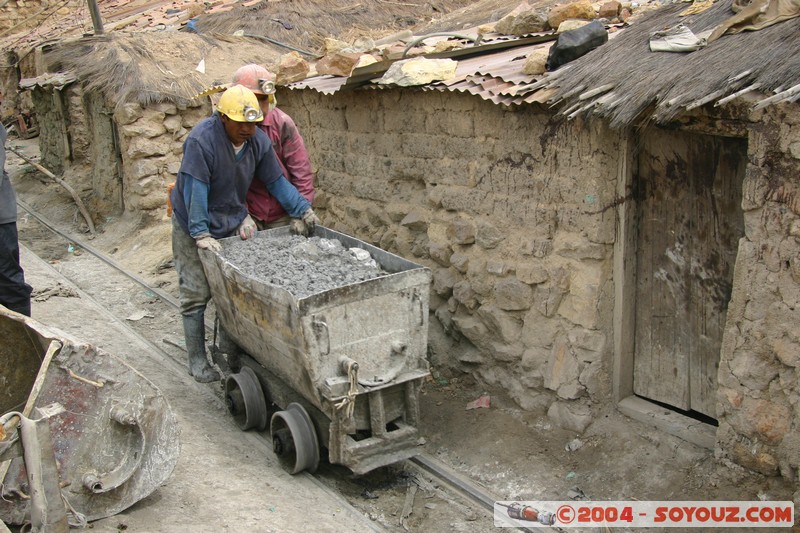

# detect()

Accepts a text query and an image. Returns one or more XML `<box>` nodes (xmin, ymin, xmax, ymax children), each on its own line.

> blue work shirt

<box><xmin>171</xmin><ymin>113</ymin><xmax>308</xmax><ymax>239</ymax></box>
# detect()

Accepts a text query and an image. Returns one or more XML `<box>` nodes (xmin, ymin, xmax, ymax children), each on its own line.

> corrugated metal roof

<box><xmin>287</xmin><ymin>32</ymin><xmax>560</xmax><ymax>106</ymax></box>
<box><xmin>287</xmin><ymin>27</ymin><xmax>628</xmax><ymax>108</ymax></box>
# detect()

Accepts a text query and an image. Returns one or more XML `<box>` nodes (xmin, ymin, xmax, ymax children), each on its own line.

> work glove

<box><xmin>195</xmin><ymin>235</ymin><xmax>221</xmax><ymax>252</ymax></box>
<box><xmin>289</xmin><ymin>208</ymin><xmax>320</xmax><ymax>237</ymax></box>
<box><xmin>290</xmin><ymin>218</ymin><xmax>310</xmax><ymax>237</ymax></box>
<box><xmin>238</xmin><ymin>214</ymin><xmax>256</xmax><ymax>240</ymax></box>
<box><xmin>302</xmin><ymin>208</ymin><xmax>320</xmax><ymax>232</ymax></box>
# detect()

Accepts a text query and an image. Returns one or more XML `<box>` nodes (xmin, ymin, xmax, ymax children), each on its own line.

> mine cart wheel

<box><xmin>270</xmin><ymin>403</ymin><xmax>320</xmax><ymax>474</ymax></box>
<box><xmin>224</xmin><ymin>366</ymin><xmax>268</xmax><ymax>431</ymax></box>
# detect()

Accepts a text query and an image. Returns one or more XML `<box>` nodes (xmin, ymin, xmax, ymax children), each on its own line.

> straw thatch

<box><xmin>44</xmin><ymin>31</ymin><xmax>282</xmax><ymax>107</ymax></box>
<box><xmin>537</xmin><ymin>0</ymin><xmax>800</xmax><ymax>127</ymax></box>
<box><xmin>193</xmin><ymin>0</ymin><xmax>481</xmax><ymax>54</ymax></box>
<box><xmin>414</xmin><ymin>0</ymin><xmax>553</xmax><ymax>33</ymax></box>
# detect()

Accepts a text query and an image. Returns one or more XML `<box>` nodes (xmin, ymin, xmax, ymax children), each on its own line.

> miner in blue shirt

<box><xmin>170</xmin><ymin>85</ymin><xmax>319</xmax><ymax>382</ymax></box>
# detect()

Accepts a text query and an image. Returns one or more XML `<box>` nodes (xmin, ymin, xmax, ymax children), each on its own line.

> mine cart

<box><xmin>200</xmin><ymin>226</ymin><xmax>431</xmax><ymax>475</ymax></box>
<box><xmin>0</xmin><ymin>308</ymin><xmax>179</xmax><ymax>527</ymax></box>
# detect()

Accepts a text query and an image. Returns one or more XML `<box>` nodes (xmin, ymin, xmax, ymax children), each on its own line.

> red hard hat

<box><xmin>232</xmin><ymin>64</ymin><xmax>276</xmax><ymax>95</ymax></box>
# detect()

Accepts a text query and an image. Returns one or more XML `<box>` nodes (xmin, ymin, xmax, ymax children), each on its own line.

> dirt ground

<box><xmin>5</xmin><ymin>138</ymin><xmax>799</xmax><ymax>531</ymax></box>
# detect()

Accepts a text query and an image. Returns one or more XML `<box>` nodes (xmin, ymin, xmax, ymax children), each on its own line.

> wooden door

<box><xmin>633</xmin><ymin>129</ymin><xmax>745</xmax><ymax>418</ymax></box>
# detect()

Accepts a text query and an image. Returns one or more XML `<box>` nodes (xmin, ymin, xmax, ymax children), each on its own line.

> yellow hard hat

<box><xmin>216</xmin><ymin>85</ymin><xmax>264</xmax><ymax>123</ymax></box>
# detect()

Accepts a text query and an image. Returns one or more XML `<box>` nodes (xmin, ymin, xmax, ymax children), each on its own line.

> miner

<box><xmin>170</xmin><ymin>85</ymin><xmax>319</xmax><ymax>382</ymax></box>
<box><xmin>231</xmin><ymin>64</ymin><xmax>316</xmax><ymax>234</ymax></box>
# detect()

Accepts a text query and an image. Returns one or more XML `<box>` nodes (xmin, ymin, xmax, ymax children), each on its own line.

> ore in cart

<box><xmin>199</xmin><ymin>226</ymin><xmax>431</xmax><ymax>475</ymax></box>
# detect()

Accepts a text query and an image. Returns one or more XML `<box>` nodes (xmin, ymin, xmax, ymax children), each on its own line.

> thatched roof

<box><xmin>192</xmin><ymin>0</ymin><xmax>481</xmax><ymax>54</ymax></box>
<box><xmin>42</xmin><ymin>32</ymin><xmax>281</xmax><ymax>107</ymax></box>
<box><xmin>535</xmin><ymin>0</ymin><xmax>800</xmax><ymax>127</ymax></box>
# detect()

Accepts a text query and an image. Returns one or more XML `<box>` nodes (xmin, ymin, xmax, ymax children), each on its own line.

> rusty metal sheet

<box><xmin>0</xmin><ymin>309</ymin><xmax>179</xmax><ymax>526</ymax></box>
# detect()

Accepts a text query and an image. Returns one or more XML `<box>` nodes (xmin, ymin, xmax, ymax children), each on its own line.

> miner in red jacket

<box><xmin>232</xmin><ymin>64</ymin><xmax>315</xmax><ymax>235</ymax></box>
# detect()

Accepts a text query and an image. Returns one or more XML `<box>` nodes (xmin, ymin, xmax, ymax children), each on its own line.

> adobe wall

<box><xmin>279</xmin><ymin>88</ymin><xmax>621</xmax><ymax>431</ymax></box>
<box><xmin>716</xmin><ymin>102</ymin><xmax>800</xmax><ymax>484</ymax></box>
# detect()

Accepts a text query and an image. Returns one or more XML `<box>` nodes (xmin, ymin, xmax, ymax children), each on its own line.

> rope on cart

<box><xmin>335</xmin><ymin>360</ymin><xmax>358</xmax><ymax>420</ymax></box>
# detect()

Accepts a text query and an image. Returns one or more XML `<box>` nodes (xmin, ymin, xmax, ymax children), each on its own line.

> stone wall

<box><xmin>716</xmin><ymin>102</ymin><xmax>800</xmax><ymax>485</ymax></box>
<box><xmin>32</xmin><ymin>83</ymin><xmax>209</xmax><ymax>218</ymax></box>
<box><xmin>279</xmin><ymin>88</ymin><xmax>620</xmax><ymax>431</ymax></box>
<box><xmin>113</xmin><ymin>100</ymin><xmax>209</xmax><ymax>212</ymax></box>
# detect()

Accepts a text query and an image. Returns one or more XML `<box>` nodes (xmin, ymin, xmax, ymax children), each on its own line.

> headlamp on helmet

<box><xmin>216</xmin><ymin>85</ymin><xmax>264</xmax><ymax>123</ymax></box>
<box><xmin>259</xmin><ymin>79</ymin><xmax>276</xmax><ymax>95</ymax></box>
<box><xmin>243</xmin><ymin>105</ymin><xmax>261</xmax><ymax>122</ymax></box>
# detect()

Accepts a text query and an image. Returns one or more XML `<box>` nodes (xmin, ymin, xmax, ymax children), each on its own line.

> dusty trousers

<box><xmin>0</xmin><ymin>221</ymin><xmax>32</xmax><ymax>316</ymax></box>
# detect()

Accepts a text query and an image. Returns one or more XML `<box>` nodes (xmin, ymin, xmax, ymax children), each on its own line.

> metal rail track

<box><xmin>16</xmin><ymin>200</ymin><xmax>552</xmax><ymax>533</ymax></box>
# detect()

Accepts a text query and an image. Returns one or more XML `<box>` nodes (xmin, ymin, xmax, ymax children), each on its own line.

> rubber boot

<box><xmin>183</xmin><ymin>310</ymin><xmax>220</xmax><ymax>383</ymax></box>
<box><xmin>218</xmin><ymin>325</ymin><xmax>242</xmax><ymax>374</ymax></box>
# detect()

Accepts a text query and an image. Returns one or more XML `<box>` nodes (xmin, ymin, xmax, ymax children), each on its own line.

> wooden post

<box><xmin>87</xmin><ymin>0</ymin><xmax>104</xmax><ymax>35</ymax></box>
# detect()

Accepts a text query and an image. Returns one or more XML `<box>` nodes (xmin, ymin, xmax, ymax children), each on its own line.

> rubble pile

<box><xmin>222</xmin><ymin>234</ymin><xmax>387</xmax><ymax>298</ymax></box>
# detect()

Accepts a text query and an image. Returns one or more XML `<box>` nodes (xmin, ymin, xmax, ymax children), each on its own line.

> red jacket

<box><xmin>246</xmin><ymin>108</ymin><xmax>314</xmax><ymax>223</ymax></box>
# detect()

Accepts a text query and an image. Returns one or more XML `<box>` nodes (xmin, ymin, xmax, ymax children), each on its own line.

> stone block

<box><xmin>494</xmin><ymin>279</ymin><xmax>533</xmax><ymax>310</ymax></box>
<box><xmin>496</xmin><ymin>8</ymin><xmax>550</xmax><ymax>34</ymax></box>
<box><xmin>129</xmin><ymin>157</ymin><xmax>159</xmax><ymax>179</ymax></box>
<box><xmin>453</xmin><ymin>280</ymin><xmax>479</xmax><ymax>310</ymax></box>
<box><xmin>115</xmin><ymin>102</ymin><xmax>142</xmax><ymax>125</ymax></box>
<box><xmin>729</xmin><ymin>397</ymin><xmax>791</xmax><ymax>445</ymax></box>
<box><xmin>545</xmin><ymin>338</ymin><xmax>582</xmax><ymax>397</ymax></box>
<box><xmin>452</xmin><ymin>314</ymin><xmax>491</xmax><ymax>351</ymax></box>
<box><xmin>276</xmin><ymin>51</ymin><xmax>310</xmax><ymax>85</ymax></box>
<box><xmin>729</xmin><ymin>350</ymin><xmax>781</xmax><ymax>391</ymax></box>
<box><xmin>475</xmin><ymin>220</ymin><xmax>505</xmax><ymax>249</ymax></box>
<box><xmin>386</xmin><ymin>203</ymin><xmax>414</xmax><ymax>223</ymax></box>
<box><xmin>521</xmin><ymin>311</ymin><xmax>561</xmax><ymax>348</ymax></box>
<box><xmin>522</xmin><ymin>346</ymin><xmax>550</xmax><ymax>371</ymax></box>
<box><xmin>315</xmin><ymin>51</ymin><xmax>362</xmax><ymax>77</ymax></box>
<box><xmin>447</xmin><ymin>217</ymin><xmax>476</xmax><ymax>245</ymax></box>
<box><xmin>127</xmin><ymin>135</ymin><xmax>169</xmax><ymax>158</ymax></box>
<box><xmin>433</xmin><ymin>267</ymin><xmax>460</xmax><ymax>297</ymax></box>
<box><xmin>476</xmin><ymin>305</ymin><xmax>522</xmax><ymax>343</ymax></box>
<box><xmin>534</xmin><ymin>284</ymin><xmax>566</xmax><ymax>318</ymax></box>
<box><xmin>547</xmin><ymin>400</ymin><xmax>592</xmax><ymax>433</ymax></box>
<box><xmin>568</xmin><ymin>328</ymin><xmax>606</xmax><ymax>355</ymax></box>
<box><xmin>516</xmin><ymin>261</ymin><xmax>549</xmax><ymax>284</ymax></box>
<box><xmin>164</xmin><ymin>114</ymin><xmax>182</xmax><ymax>133</ymax></box>
<box><xmin>429</xmin><ymin>242</ymin><xmax>452</xmax><ymax>267</ymax></box>
<box><xmin>547</xmin><ymin>0</ymin><xmax>596</xmax><ymax>29</ymax></box>
<box><xmin>487</xmin><ymin>260</ymin><xmax>513</xmax><ymax>276</ymax></box>
<box><xmin>491</xmin><ymin>341</ymin><xmax>524</xmax><ymax>363</ymax></box>
<box><xmin>598</xmin><ymin>0</ymin><xmax>621</xmax><ymax>17</ymax></box>
<box><xmin>772</xmin><ymin>337</ymin><xmax>800</xmax><ymax>368</ymax></box>
<box><xmin>400</xmin><ymin>207</ymin><xmax>429</xmax><ymax>232</ymax></box>
<box><xmin>120</xmin><ymin>119</ymin><xmax>167</xmax><ymax>139</ymax></box>
<box><xmin>523</xmin><ymin>48</ymin><xmax>550</xmax><ymax>75</ymax></box>
<box><xmin>579</xmin><ymin>360</ymin><xmax>605</xmax><ymax>401</ymax></box>
<box><xmin>525</xmin><ymin>239</ymin><xmax>553</xmax><ymax>258</ymax></box>
<box><xmin>557</xmin><ymin>19</ymin><xmax>591</xmax><ymax>33</ymax></box>
<box><xmin>152</xmin><ymin>102</ymin><xmax>177</xmax><ymax>115</ymax></box>
<box><xmin>450</xmin><ymin>252</ymin><xmax>469</xmax><ymax>273</ymax></box>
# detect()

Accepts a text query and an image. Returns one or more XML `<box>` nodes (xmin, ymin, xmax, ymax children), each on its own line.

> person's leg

<box><xmin>0</xmin><ymin>222</ymin><xmax>32</xmax><ymax>316</ymax></box>
<box><xmin>171</xmin><ymin>217</ymin><xmax>219</xmax><ymax>383</ymax></box>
